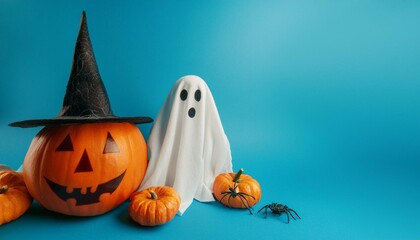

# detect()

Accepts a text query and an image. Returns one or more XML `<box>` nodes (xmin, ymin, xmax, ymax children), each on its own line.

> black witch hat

<box><xmin>10</xmin><ymin>11</ymin><xmax>152</xmax><ymax>128</ymax></box>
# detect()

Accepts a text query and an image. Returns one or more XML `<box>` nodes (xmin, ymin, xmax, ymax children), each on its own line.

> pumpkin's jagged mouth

<box><xmin>44</xmin><ymin>170</ymin><xmax>126</xmax><ymax>206</ymax></box>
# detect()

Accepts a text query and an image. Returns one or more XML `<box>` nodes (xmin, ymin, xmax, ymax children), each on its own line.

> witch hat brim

<box><xmin>9</xmin><ymin>11</ymin><xmax>152</xmax><ymax>128</ymax></box>
<box><xmin>9</xmin><ymin>116</ymin><xmax>153</xmax><ymax>128</ymax></box>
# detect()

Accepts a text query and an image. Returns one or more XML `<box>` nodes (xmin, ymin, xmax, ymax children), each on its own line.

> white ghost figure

<box><xmin>140</xmin><ymin>75</ymin><xmax>233</xmax><ymax>215</ymax></box>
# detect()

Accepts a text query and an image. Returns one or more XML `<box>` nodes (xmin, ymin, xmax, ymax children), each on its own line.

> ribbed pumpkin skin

<box><xmin>0</xmin><ymin>171</ymin><xmax>33</xmax><ymax>225</ymax></box>
<box><xmin>213</xmin><ymin>172</ymin><xmax>261</xmax><ymax>208</ymax></box>
<box><xmin>129</xmin><ymin>186</ymin><xmax>181</xmax><ymax>226</ymax></box>
<box><xmin>22</xmin><ymin>123</ymin><xmax>148</xmax><ymax>216</ymax></box>
<box><xmin>0</xmin><ymin>165</ymin><xmax>13</xmax><ymax>171</ymax></box>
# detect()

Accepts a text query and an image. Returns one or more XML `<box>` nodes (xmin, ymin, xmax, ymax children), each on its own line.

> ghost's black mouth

<box><xmin>188</xmin><ymin>107</ymin><xmax>196</xmax><ymax>118</ymax></box>
<box><xmin>45</xmin><ymin>170</ymin><xmax>126</xmax><ymax>206</ymax></box>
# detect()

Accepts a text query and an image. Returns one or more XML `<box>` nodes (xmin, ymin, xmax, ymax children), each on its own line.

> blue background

<box><xmin>1</xmin><ymin>0</ymin><xmax>419</xmax><ymax>239</ymax></box>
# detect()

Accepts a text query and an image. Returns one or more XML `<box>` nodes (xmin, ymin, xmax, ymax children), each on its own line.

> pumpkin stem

<box><xmin>149</xmin><ymin>190</ymin><xmax>158</xmax><ymax>200</ymax></box>
<box><xmin>233</xmin><ymin>168</ymin><xmax>244</xmax><ymax>183</ymax></box>
<box><xmin>0</xmin><ymin>185</ymin><xmax>8</xmax><ymax>194</ymax></box>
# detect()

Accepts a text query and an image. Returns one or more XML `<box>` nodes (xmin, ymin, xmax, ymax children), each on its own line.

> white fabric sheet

<box><xmin>139</xmin><ymin>75</ymin><xmax>233</xmax><ymax>215</ymax></box>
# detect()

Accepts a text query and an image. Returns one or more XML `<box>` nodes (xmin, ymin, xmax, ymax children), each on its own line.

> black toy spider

<box><xmin>218</xmin><ymin>182</ymin><xmax>255</xmax><ymax>214</ymax></box>
<box><xmin>257</xmin><ymin>203</ymin><xmax>301</xmax><ymax>223</ymax></box>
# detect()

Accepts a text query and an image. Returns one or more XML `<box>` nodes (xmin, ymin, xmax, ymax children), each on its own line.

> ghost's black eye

<box><xmin>195</xmin><ymin>89</ymin><xmax>201</xmax><ymax>102</ymax></box>
<box><xmin>180</xmin><ymin>89</ymin><xmax>188</xmax><ymax>101</ymax></box>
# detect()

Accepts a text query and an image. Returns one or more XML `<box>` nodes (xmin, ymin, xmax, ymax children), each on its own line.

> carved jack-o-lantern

<box><xmin>22</xmin><ymin>123</ymin><xmax>148</xmax><ymax>216</ymax></box>
<box><xmin>9</xmin><ymin>12</ymin><xmax>153</xmax><ymax>216</ymax></box>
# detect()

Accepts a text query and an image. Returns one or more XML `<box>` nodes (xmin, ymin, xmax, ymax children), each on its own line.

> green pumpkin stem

<box><xmin>149</xmin><ymin>190</ymin><xmax>158</xmax><ymax>200</ymax></box>
<box><xmin>0</xmin><ymin>185</ymin><xmax>8</xmax><ymax>194</ymax></box>
<box><xmin>233</xmin><ymin>168</ymin><xmax>244</xmax><ymax>183</ymax></box>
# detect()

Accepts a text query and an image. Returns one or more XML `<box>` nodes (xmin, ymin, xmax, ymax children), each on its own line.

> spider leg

<box><xmin>248</xmin><ymin>193</ymin><xmax>256</xmax><ymax>198</ymax></box>
<box><xmin>219</xmin><ymin>193</ymin><xmax>229</xmax><ymax>204</ymax></box>
<box><xmin>238</xmin><ymin>193</ymin><xmax>254</xmax><ymax>209</ymax></box>
<box><xmin>287</xmin><ymin>209</ymin><xmax>297</xmax><ymax>220</ymax></box>
<box><xmin>227</xmin><ymin>194</ymin><xmax>233</xmax><ymax>208</ymax></box>
<box><xmin>237</xmin><ymin>194</ymin><xmax>249</xmax><ymax>208</ymax></box>
<box><xmin>257</xmin><ymin>206</ymin><xmax>269</xmax><ymax>218</ymax></box>
<box><xmin>288</xmin><ymin>208</ymin><xmax>301</xmax><ymax>219</ymax></box>
<box><xmin>238</xmin><ymin>192</ymin><xmax>256</xmax><ymax>200</ymax></box>
<box><xmin>237</xmin><ymin>194</ymin><xmax>253</xmax><ymax>215</ymax></box>
<box><xmin>284</xmin><ymin>211</ymin><xmax>290</xmax><ymax>224</ymax></box>
<box><xmin>257</xmin><ymin>206</ymin><xmax>266</xmax><ymax>214</ymax></box>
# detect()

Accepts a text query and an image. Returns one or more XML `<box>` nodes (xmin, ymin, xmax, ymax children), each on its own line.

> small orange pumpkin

<box><xmin>213</xmin><ymin>168</ymin><xmax>261</xmax><ymax>212</ymax></box>
<box><xmin>0</xmin><ymin>170</ymin><xmax>33</xmax><ymax>225</ymax></box>
<box><xmin>129</xmin><ymin>186</ymin><xmax>181</xmax><ymax>226</ymax></box>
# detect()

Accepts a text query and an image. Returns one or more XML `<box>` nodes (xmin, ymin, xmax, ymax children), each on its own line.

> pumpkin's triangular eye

<box><xmin>103</xmin><ymin>132</ymin><xmax>120</xmax><ymax>154</ymax></box>
<box><xmin>56</xmin><ymin>134</ymin><xmax>74</xmax><ymax>151</ymax></box>
<box><xmin>74</xmin><ymin>150</ymin><xmax>93</xmax><ymax>173</ymax></box>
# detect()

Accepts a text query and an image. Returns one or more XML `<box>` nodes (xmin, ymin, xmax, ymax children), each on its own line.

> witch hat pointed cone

<box><xmin>9</xmin><ymin>11</ymin><xmax>153</xmax><ymax>128</ymax></box>
<box><xmin>60</xmin><ymin>11</ymin><xmax>112</xmax><ymax>117</ymax></box>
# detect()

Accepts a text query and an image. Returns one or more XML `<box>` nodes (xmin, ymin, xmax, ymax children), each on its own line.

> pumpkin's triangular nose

<box><xmin>75</xmin><ymin>149</ymin><xmax>93</xmax><ymax>173</ymax></box>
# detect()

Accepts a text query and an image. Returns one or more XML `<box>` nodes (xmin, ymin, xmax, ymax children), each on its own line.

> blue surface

<box><xmin>1</xmin><ymin>1</ymin><xmax>419</xmax><ymax>239</ymax></box>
